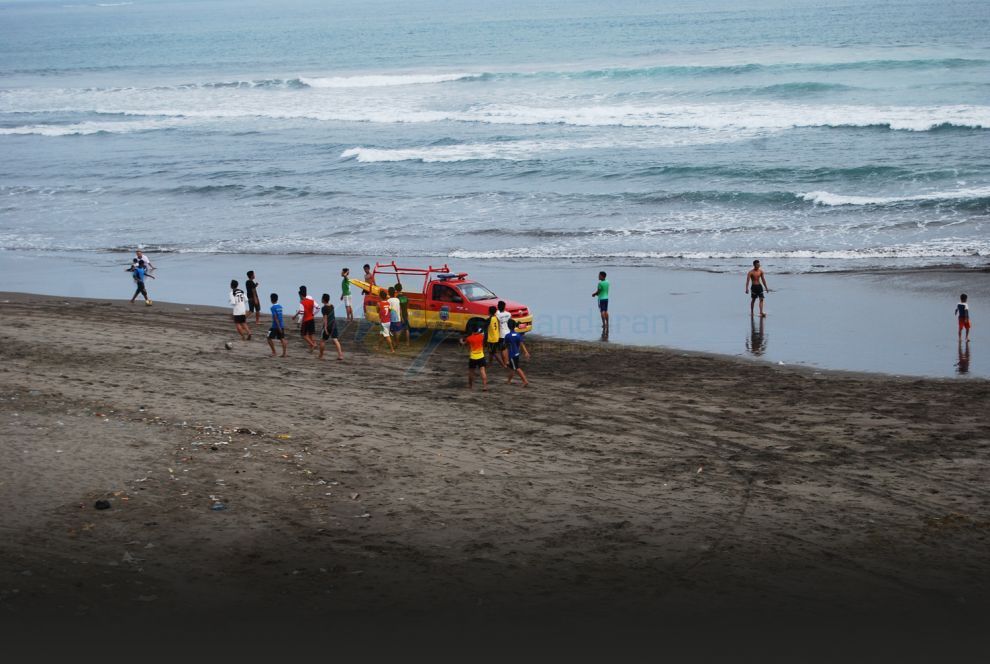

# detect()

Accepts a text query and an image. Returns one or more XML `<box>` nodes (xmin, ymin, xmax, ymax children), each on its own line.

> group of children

<box><xmin>219</xmin><ymin>264</ymin><xmax>532</xmax><ymax>390</ymax></box>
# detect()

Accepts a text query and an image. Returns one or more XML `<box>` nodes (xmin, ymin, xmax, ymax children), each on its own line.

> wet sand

<box><xmin>1</xmin><ymin>292</ymin><xmax>989</xmax><ymax>654</ymax></box>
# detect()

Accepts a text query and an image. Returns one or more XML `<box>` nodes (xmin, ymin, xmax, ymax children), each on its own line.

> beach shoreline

<box><xmin>1</xmin><ymin>250</ymin><xmax>987</xmax><ymax>378</ymax></box>
<box><xmin>1</xmin><ymin>291</ymin><xmax>989</xmax><ymax>644</ymax></box>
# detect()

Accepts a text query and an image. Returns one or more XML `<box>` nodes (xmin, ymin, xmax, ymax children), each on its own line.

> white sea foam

<box><xmin>0</xmin><ymin>118</ymin><xmax>183</xmax><ymax>136</ymax></box>
<box><xmin>298</xmin><ymin>73</ymin><xmax>479</xmax><ymax>88</ymax></box>
<box><xmin>449</xmin><ymin>241</ymin><xmax>990</xmax><ymax>261</ymax></box>
<box><xmin>802</xmin><ymin>186</ymin><xmax>990</xmax><ymax>206</ymax></box>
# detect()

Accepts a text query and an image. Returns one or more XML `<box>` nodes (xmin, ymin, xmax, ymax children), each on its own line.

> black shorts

<box><xmin>268</xmin><ymin>327</ymin><xmax>285</xmax><ymax>340</ymax></box>
<box><xmin>233</xmin><ymin>314</ymin><xmax>247</xmax><ymax>324</ymax></box>
<box><xmin>487</xmin><ymin>341</ymin><xmax>504</xmax><ymax>354</ymax></box>
<box><xmin>321</xmin><ymin>323</ymin><xmax>339</xmax><ymax>341</ymax></box>
<box><xmin>248</xmin><ymin>298</ymin><xmax>260</xmax><ymax>313</ymax></box>
<box><xmin>751</xmin><ymin>284</ymin><xmax>764</xmax><ymax>300</ymax></box>
<box><xmin>598</xmin><ymin>299</ymin><xmax>609</xmax><ymax>312</ymax></box>
<box><xmin>508</xmin><ymin>356</ymin><xmax>521</xmax><ymax>370</ymax></box>
<box><xmin>301</xmin><ymin>319</ymin><xmax>316</xmax><ymax>336</ymax></box>
<box><xmin>469</xmin><ymin>357</ymin><xmax>487</xmax><ymax>369</ymax></box>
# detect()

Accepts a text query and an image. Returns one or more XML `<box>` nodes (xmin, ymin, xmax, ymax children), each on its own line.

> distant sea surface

<box><xmin>1</xmin><ymin>0</ymin><xmax>988</xmax><ymax>271</ymax></box>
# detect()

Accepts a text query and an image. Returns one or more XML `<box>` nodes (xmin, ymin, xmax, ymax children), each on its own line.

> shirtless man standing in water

<box><xmin>745</xmin><ymin>259</ymin><xmax>770</xmax><ymax>317</ymax></box>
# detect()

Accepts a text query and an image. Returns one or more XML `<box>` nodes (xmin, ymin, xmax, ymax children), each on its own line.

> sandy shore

<box><xmin>1</xmin><ymin>292</ymin><xmax>989</xmax><ymax>651</ymax></box>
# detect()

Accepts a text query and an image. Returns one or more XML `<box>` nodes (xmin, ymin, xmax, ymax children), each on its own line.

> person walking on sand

<box><xmin>375</xmin><ymin>290</ymin><xmax>395</xmax><ymax>353</ymax></box>
<box><xmin>293</xmin><ymin>286</ymin><xmax>317</xmax><ymax>351</ymax></box>
<box><xmin>486</xmin><ymin>305</ymin><xmax>506</xmax><ymax>368</ymax></box>
<box><xmin>495</xmin><ymin>300</ymin><xmax>512</xmax><ymax>366</ymax></box>
<box><xmin>319</xmin><ymin>293</ymin><xmax>344</xmax><ymax>361</ymax></box>
<box><xmin>592</xmin><ymin>271</ymin><xmax>609</xmax><ymax>333</ymax></box>
<box><xmin>746</xmin><ymin>259</ymin><xmax>770</xmax><ymax>317</ymax></box>
<box><xmin>246</xmin><ymin>270</ymin><xmax>261</xmax><ymax>326</ymax></box>
<box><xmin>395</xmin><ymin>282</ymin><xmax>411</xmax><ymax>344</ymax></box>
<box><xmin>267</xmin><ymin>293</ymin><xmax>287</xmax><ymax>357</ymax></box>
<box><xmin>340</xmin><ymin>268</ymin><xmax>354</xmax><ymax>322</ymax></box>
<box><xmin>460</xmin><ymin>325</ymin><xmax>488</xmax><ymax>391</ymax></box>
<box><xmin>956</xmin><ymin>293</ymin><xmax>972</xmax><ymax>342</ymax></box>
<box><xmin>129</xmin><ymin>263</ymin><xmax>154</xmax><ymax>304</ymax></box>
<box><xmin>504</xmin><ymin>319</ymin><xmax>531</xmax><ymax>387</ymax></box>
<box><xmin>387</xmin><ymin>287</ymin><xmax>405</xmax><ymax>345</ymax></box>
<box><xmin>229</xmin><ymin>280</ymin><xmax>251</xmax><ymax>340</ymax></box>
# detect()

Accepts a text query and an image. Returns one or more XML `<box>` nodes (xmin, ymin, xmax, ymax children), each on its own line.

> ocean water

<box><xmin>1</xmin><ymin>0</ymin><xmax>988</xmax><ymax>271</ymax></box>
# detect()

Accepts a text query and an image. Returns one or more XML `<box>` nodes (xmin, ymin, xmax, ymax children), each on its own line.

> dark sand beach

<box><xmin>1</xmin><ymin>292</ymin><xmax>988</xmax><ymax>655</ymax></box>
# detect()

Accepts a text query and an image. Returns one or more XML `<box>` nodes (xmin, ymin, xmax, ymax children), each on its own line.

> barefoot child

<box><xmin>246</xmin><ymin>270</ymin><xmax>261</xmax><ymax>325</ymax></box>
<box><xmin>504</xmin><ymin>319</ymin><xmax>531</xmax><ymax>387</ymax></box>
<box><xmin>956</xmin><ymin>293</ymin><xmax>971</xmax><ymax>342</ymax></box>
<box><xmin>387</xmin><ymin>287</ymin><xmax>404</xmax><ymax>344</ymax></box>
<box><xmin>495</xmin><ymin>300</ymin><xmax>512</xmax><ymax>366</ymax></box>
<box><xmin>340</xmin><ymin>268</ymin><xmax>354</xmax><ymax>322</ymax></box>
<box><xmin>486</xmin><ymin>305</ymin><xmax>506</xmax><ymax>368</ymax></box>
<box><xmin>267</xmin><ymin>293</ymin><xmax>287</xmax><ymax>357</ymax></box>
<box><xmin>293</xmin><ymin>286</ymin><xmax>317</xmax><ymax>351</ymax></box>
<box><xmin>395</xmin><ymin>283</ymin><xmax>411</xmax><ymax>345</ymax></box>
<box><xmin>746</xmin><ymin>260</ymin><xmax>770</xmax><ymax>317</ymax></box>
<box><xmin>319</xmin><ymin>293</ymin><xmax>344</xmax><ymax>360</ymax></box>
<box><xmin>592</xmin><ymin>271</ymin><xmax>609</xmax><ymax>334</ymax></box>
<box><xmin>129</xmin><ymin>264</ymin><xmax>154</xmax><ymax>305</ymax></box>
<box><xmin>460</xmin><ymin>325</ymin><xmax>488</xmax><ymax>391</ymax></box>
<box><xmin>376</xmin><ymin>290</ymin><xmax>395</xmax><ymax>353</ymax></box>
<box><xmin>230</xmin><ymin>280</ymin><xmax>251</xmax><ymax>340</ymax></box>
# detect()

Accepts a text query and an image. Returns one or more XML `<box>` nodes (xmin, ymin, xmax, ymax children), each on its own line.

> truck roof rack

<box><xmin>371</xmin><ymin>261</ymin><xmax>459</xmax><ymax>292</ymax></box>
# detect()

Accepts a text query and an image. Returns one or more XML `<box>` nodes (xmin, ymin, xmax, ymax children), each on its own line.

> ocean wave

<box><xmin>802</xmin><ymin>187</ymin><xmax>990</xmax><ymax>207</ymax></box>
<box><xmin>298</xmin><ymin>73</ymin><xmax>480</xmax><ymax>88</ymax></box>
<box><xmin>448</xmin><ymin>242</ymin><xmax>990</xmax><ymax>261</ymax></box>
<box><xmin>0</xmin><ymin>118</ymin><xmax>183</xmax><ymax>136</ymax></box>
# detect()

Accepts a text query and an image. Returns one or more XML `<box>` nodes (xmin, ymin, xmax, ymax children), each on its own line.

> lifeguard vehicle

<box><xmin>351</xmin><ymin>262</ymin><xmax>533</xmax><ymax>333</ymax></box>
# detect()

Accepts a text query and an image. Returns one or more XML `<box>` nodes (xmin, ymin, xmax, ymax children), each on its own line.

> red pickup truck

<box><xmin>352</xmin><ymin>262</ymin><xmax>533</xmax><ymax>333</ymax></box>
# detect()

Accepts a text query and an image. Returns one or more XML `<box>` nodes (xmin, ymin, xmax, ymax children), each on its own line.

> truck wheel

<box><xmin>466</xmin><ymin>317</ymin><xmax>486</xmax><ymax>334</ymax></box>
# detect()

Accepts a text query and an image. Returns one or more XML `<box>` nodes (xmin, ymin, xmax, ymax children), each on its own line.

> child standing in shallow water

<box><xmin>956</xmin><ymin>293</ymin><xmax>971</xmax><ymax>342</ymax></box>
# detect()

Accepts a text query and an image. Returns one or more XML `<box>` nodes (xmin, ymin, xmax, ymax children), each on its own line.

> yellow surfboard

<box><xmin>348</xmin><ymin>278</ymin><xmax>387</xmax><ymax>298</ymax></box>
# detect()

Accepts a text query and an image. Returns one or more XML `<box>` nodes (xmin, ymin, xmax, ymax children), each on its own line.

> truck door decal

<box><xmin>439</xmin><ymin>305</ymin><xmax>450</xmax><ymax>322</ymax></box>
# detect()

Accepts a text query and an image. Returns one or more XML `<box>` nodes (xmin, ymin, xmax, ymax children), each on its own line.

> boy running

<box><xmin>293</xmin><ymin>286</ymin><xmax>317</xmax><ymax>351</ymax></box>
<box><xmin>746</xmin><ymin>260</ymin><xmax>770</xmax><ymax>318</ymax></box>
<box><xmin>246</xmin><ymin>270</ymin><xmax>261</xmax><ymax>325</ymax></box>
<box><xmin>319</xmin><ymin>293</ymin><xmax>344</xmax><ymax>360</ymax></box>
<box><xmin>129</xmin><ymin>264</ymin><xmax>154</xmax><ymax>305</ymax></box>
<box><xmin>592</xmin><ymin>271</ymin><xmax>609</xmax><ymax>333</ymax></box>
<box><xmin>504</xmin><ymin>319</ymin><xmax>531</xmax><ymax>387</ymax></box>
<box><xmin>376</xmin><ymin>291</ymin><xmax>395</xmax><ymax>353</ymax></box>
<box><xmin>395</xmin><ymin>283</ymin><xmax>411</xmax><ymax>344</ymax></box>
<box><xmin>340</xmin><ymin>268</ymin><xmax>354</xmax><ymax>321</ymax></box>
<box><xmin>956</xmin><ymin>293</ymin><xmax>971</xmax><ymax>342</ymax></box>
<box><xmin>230</xmin><ymin>280</ymin><xmax>251</xmax><ymax>340</ymax></box>
<box><xmin>460</xmin><ymin>325</ymin><xmax>488</xmax><ymax>391</ymax></box>
<box><xmin>267</xmin><ymin>293</ymin><xmax>287</xmax><ymax>357</ymax></box>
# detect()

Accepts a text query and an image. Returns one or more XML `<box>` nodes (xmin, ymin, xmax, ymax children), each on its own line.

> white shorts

<box><xmin>380</xmin><ymin>323</ymin><xmax>391</xmax><ymax>337</ymax></box>
<box><xmin>342</xmin><ymin>295</ymin><xmax>352</xmax><ymax>307</ymax></box>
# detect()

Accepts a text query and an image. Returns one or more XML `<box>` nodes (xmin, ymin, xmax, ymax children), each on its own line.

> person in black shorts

<box><xmin>246</xmin><ymin>270</ymin><xmax>261</xmax><ymax>325</ymax></box>
<box><xmin>745</xmin><ymin>259</ymin><xmax>770</xmax><ymax>318</ymax></box>
<box><xmin>266</xmin><ymin>293</ymin><xmax>287</xmax><ymax>357</ymax></box>
<box><xmin>318</xmin><ymin>293</ymin><xmax>344</xmax><ymax>361</ymax></box>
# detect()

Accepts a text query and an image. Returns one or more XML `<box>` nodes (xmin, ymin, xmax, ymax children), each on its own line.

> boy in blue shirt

<box><xmin>504</xmin><ymin>319</ymin><xmax>531</xmax><ymax>387</ymax></box>
<box><xmin>267</xmin><ymin>293</ymin><xmax>287</xmax><ymax>357</ymax></box>
<box><xmin>129</xmin><ymin>264</ymin><xmax>154</xmax><ymax>305</ymax></box>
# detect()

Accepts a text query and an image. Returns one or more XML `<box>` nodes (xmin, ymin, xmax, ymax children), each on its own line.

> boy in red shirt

<box><xmin>376</xmin><ymin>290</ymin><xmax>395</xmax><ymax>353</ymax></box>
<box><xmin>293</xmin><ymin>285</ymin><xmax>318</xmax><ymax>351</ymax></box>
<box><xmin>459</xmin><ymin>325</ymin><xmax>488</xmax><ymax>391</ymax></box>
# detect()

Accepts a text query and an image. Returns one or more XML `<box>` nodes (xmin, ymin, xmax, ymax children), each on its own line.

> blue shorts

<box><xmin>389</xmin><ymin>321</ymin><xmax>403</xmax><ymax>334</ymax></box>
<box><xmin>598</xmin><ymin>299</ymin><xmax>609</xmax><ymax>312</ymax></box>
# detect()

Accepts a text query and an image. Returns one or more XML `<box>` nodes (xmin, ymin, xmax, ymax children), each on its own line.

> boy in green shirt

<box><xmin>395</xmin><ymin>282</ymin><xmax>411</xmax><ymax>345</ymax></box>
<box><xmin>592</xmin><ymin>271</ymin><xmax>609</xmax><ymax>334</ymax></box>
<box><xmin>340</xmin><ymin>267</ymin><xmax>353</xmax><ymax>321</ymax></box>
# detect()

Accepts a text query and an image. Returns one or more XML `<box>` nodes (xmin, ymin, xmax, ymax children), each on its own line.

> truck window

<box><xmin>459</xmin><ymin>282</ymin><xmax>497</xmax><ymax>302</ymax></box>
<box><xmin>432</xmin><ymin>284</ymin><xmax>462</xmax><ymax>303</ymax></box>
